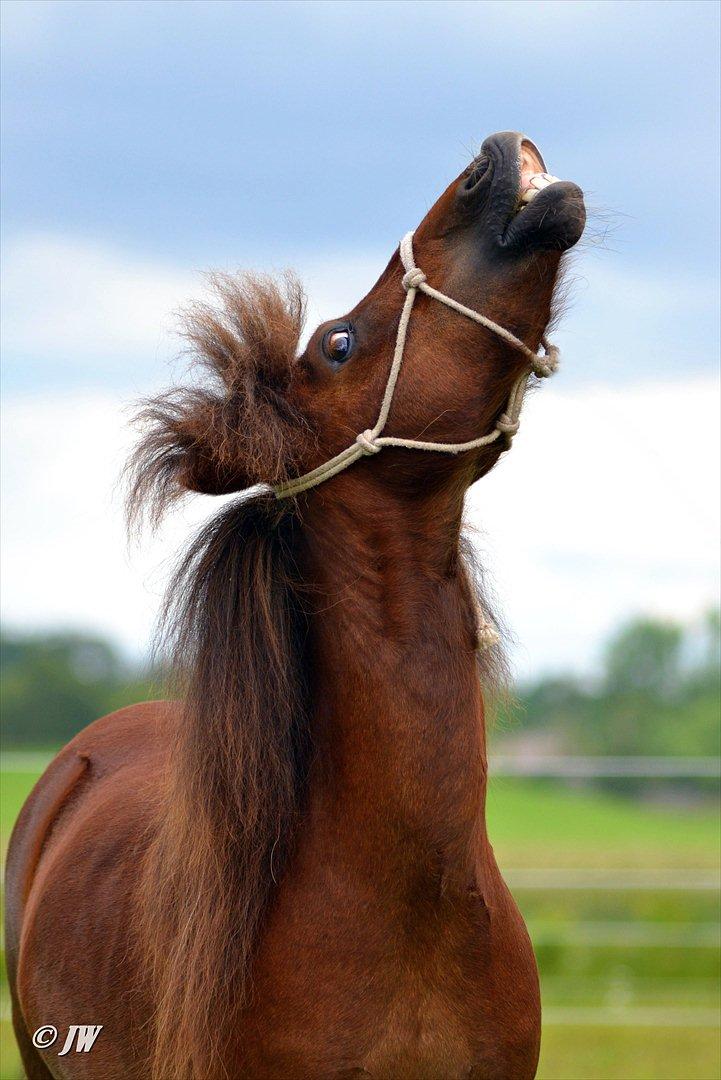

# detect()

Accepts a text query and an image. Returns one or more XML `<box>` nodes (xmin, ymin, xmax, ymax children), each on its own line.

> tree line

<box><xmin>516</xmin><ymin>609</ymin><xmax>719</xmax><ymax>758</ymax></box>
<box><xmin>1</xmin><ymin>612</ymin><xmax>719</xmax><ymax>754</ymax></box>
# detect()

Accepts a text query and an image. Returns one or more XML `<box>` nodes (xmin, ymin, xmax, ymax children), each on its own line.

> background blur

<box><xmin>1</xmin><ymin>2</ymin><xmax>719</xmax><ymax>1078</ymax></box>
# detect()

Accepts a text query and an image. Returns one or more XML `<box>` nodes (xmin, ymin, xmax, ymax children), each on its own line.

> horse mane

<box><xmin>128</xmin><ymin>273</ymin><xmax>313</xmax><ymax>1079</ymax></box>
<box><xmin>125</xmin><ymin>269</ymin><xmax>312</xmax><ymax>531</ymax></box>
<box><xmin>136</xmin><ymin>492</ymin><xmax>310</xmax><ymax>1080</ymax></box>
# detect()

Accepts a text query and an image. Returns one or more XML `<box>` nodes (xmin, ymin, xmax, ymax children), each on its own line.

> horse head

<box><xmin>293</xmin><ymin>131</ymin><xmax>584</xmax><ymax>492</ymax></box>
<box><xmin>129</xmin><ymin>132</ymin><xmax>584</xmax><ymax>522</ymax></box>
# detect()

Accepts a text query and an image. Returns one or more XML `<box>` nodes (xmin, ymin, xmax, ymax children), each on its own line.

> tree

<box><xmin>0</xmin><ymin>630</ymin><xmax>156</xmax><ymax>746</ymax></box>
<box><xmin>603</xmin><ymin>617</ymin><xmax>683</xmax><ymax>700</ymax></box>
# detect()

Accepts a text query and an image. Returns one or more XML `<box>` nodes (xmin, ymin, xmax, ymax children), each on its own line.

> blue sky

<box><xmin>1</xmin><ymin>1</ymin><xmax>719</xmax><ymax>674</ymax></box>
<box><xmin>2</xmin><ymin>0</ymin><xmax>719</xmax><ymax>389</ymax></box>
<box><xmin>2</xmin><ymin>0</ymin><xmax>719</xmax><ymax>261</ymax></box>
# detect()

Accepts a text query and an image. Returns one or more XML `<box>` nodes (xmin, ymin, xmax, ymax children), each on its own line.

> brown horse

<box><xmin>5</xmin><ymin>131</ymin><xmax>585</xmax><ymax>1080</ymax></box>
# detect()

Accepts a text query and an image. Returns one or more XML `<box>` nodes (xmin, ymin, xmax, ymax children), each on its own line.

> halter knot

<box><xmin>532</xmin><ymin>344</ymin><xmax>559</xmax><ymax>379</ymax></box>
<box><xmin>356</xmin><ymin>430</ymin><xmax>382</xmax><ymax>455</ymax></box>
<box><xmin>476</xmin><ymin>620</ymin><xmax>500</xmax><ymax>650</ymax></box>
<box><xmin>495</xmin><ymin>414</ymin><xmax>520</xmax><ymax>436</ymax></box>
<box><xmin>402</xmin><ymin>267</ymin><xmax>426</xmax><ymax>291</ymax></box>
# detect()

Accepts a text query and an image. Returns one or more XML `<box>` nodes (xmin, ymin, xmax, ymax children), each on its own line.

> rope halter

<box><xmin>273</xmin><ymin>230</ymin><xmax>559</xmax><ymax>499</ymax></box>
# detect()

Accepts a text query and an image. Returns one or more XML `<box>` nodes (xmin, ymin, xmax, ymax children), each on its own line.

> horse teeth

<box><xmin>521</xmin><ymin>173</ymin><xmax>562</xmax><ymax>204</ymax></box>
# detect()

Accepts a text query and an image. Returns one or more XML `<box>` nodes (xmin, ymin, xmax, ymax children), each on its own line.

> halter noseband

<box><xmin>273</xmin><ymin>230</ymin><xmax>558</xmax><ymax>500</ymax></box>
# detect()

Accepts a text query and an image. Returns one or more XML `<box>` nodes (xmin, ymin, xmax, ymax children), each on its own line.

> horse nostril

<box><xmin>463</xmin><ymin>153</ymin><xmax>492</xmax><ymax>192</ymax></box>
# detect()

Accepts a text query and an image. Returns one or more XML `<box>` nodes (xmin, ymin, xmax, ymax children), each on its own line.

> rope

<box><xmin>273</xmin><ymin>231</ymin><xmax>558</xmax><ymax>500</ymax></box>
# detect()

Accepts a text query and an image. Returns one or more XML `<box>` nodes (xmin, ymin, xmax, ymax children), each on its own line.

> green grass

<box><xmin>487</xmin><ymin>777</ymin><xmax>720</xmax><ymax>868</ymax></box>
<box><xmin>0</xmin><ymin>770</ymin><xmax>44</xmax><ymax>856</ymax></box>
<box><xmin>0</xmin><ymin>1020</ymin><xmax>21</xmax><ymax>1080</ymax></box>
<box><xmin>537</xmin><ymin>1025</ymin><xmax>721</xmax><ymax>1080</ymax></box>
<box><xmin>1</xmin><ymin>758</ymin><xmax>719</xmax><ymax>1079</ymax></box>
<box><xmin>0</xmin><ymin>765</ymin><xmax>40</xmax><ymax>1080</ymax></box>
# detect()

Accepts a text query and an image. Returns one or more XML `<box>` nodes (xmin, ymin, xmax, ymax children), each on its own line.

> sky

<box><xmin>1</xmin><ymin>0</ymin><xmax>719</xmax><ymax>678</ymax></box>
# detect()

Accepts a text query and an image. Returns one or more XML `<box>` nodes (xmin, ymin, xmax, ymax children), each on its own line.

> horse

<box><xmin>5</xmin><ymin>131</ymin><xmax>585</xmax><ymax>1080</ymax></box>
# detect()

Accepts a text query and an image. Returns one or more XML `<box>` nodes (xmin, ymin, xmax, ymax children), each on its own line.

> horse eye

<box><xmin>322</xmin><ymin>326</ymin><xmax>354</xmax><ymax>365</ymax></box>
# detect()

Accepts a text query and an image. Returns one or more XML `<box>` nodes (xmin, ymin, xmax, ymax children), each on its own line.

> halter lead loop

<box><xmin>273</xmin><ymin>231</ymin><xmax>557</xmax><ymax>500</ymax></box>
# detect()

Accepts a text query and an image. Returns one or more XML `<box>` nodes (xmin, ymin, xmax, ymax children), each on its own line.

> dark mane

<box><xmin>137</xmin><ymin>492</ymin><xmax>311</xmax><ymax>1079</ymax></box>
<box><xmin>127</xmin><ymin>272</ymin><xmax>315</xmax><ymax>1078</ymax></box>
<box><xmin>125</xmin><ymin>270</ymin><xmax>312</xmax><ymax>532</ymax></box>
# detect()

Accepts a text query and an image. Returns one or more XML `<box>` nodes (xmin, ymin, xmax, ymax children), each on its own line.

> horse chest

<box><xmin>358</xmin><ymin>985</ymin><xmax>476</xmax><ymax>1079</ymax></box>
<box><xmin>240</xmin><ymin>854</ymin><xmax>540</xmax><ymax>1079</ymax></box>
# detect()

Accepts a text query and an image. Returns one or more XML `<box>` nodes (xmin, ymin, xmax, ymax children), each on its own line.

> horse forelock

<box><xmin>124</xmin><ymin>271</ymin><xmax>312</xmax><ymax>535</ymax></box>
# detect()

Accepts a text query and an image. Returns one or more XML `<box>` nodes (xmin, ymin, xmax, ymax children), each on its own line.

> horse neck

<box><xmin>297</xmin><ymin>471</ymin><xmax>490</xmax><ymax>876</ymax></box>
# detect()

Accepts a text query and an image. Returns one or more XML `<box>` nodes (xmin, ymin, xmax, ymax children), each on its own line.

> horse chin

<box><xmin>502</xmin><ymin>178</ymin><xmax>587</xmax><ymax>253</ymax></box>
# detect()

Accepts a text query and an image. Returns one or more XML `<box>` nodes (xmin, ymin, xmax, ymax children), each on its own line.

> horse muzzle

<box><xmin>458</xmin><ymin>130</ymin><xmax>586</xmax><ymax>254</ymax></box>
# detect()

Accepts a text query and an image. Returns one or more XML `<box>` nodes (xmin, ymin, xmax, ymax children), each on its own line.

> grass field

<box><xmin>1</xmin><ymin>758</ymin><xmax>719</xmax><ymax>1079</ymax></box>
<box><xmin>489</xmin><ymin>778</ymin><xmax>720</xmax><ymax>1078</ymax></box>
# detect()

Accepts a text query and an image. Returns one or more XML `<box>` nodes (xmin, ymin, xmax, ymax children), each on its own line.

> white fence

<box><xmin>491</xmin><ymin>755</ymin><xmax>721</xmax><ymax>777</ymax></box>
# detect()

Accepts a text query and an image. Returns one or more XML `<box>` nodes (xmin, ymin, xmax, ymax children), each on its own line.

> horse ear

<box><xmin>126</xmin><ymin>271</ymin><xmax>309</xmax><ymax>530</ymax></box>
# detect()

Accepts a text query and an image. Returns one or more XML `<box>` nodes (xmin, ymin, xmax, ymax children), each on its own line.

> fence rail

<box><xmin>490</xmin><ymin>756</ymin><xmax>721</xmax><ymax>778</ymax></box>
<box><xmin>543</xmin><ymin>1006</ymin><xmax>721</xmax><ymax>1028</ymax></box>
<box><xmin>3</xmin><ymin>752</ymin><xmax>720</xmax><ymax>778</ymax></box>
<box><xmin>505</xmin><ymin>868</ymin><xmax>720</xmax><ymax>890</ymax></box>
<box><xmin>530</xmin><ymin>921</ymin><xmax>721</xmax><ymax>947</ymax></box>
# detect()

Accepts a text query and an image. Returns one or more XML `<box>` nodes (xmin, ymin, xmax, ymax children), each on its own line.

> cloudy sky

<box><xmin>2</xmin><ymin>0</ymin><xmax>719</xmax><ymax>677</ymax></box>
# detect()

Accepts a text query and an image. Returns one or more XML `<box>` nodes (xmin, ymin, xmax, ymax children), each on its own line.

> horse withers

<box><xmin>6</xmin><ymin>131</ymin><xmax>585</xmax><ymax>1079</ymax></box>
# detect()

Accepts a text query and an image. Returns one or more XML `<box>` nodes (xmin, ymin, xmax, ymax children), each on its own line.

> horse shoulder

<box><xmin>7</xmin><ymin>700</ymin><xmax>176</xmax><ymax>906</ymax></box>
